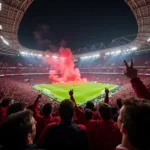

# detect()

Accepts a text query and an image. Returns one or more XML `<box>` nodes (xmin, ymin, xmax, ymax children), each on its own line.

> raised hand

<box><xmin>124</xmin><ymin>59</ymin><xmax>138</xmax><ymax>79</ymax></box>
<box><xmin>105</xmin><ymin>88</ymin><xmax>109</xmax><ymax>95</ymax></box>
<box><xmin>69</xmin><ymin>89</ymin><xmax>74</xmax><ymax>96</ymax></box>
<box><xmin>37</xmin><ymin>93</ymin><xmax>42</xmax><ymax>100</ymax></box>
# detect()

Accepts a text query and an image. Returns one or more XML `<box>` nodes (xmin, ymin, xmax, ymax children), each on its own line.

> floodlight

<box><xmin>147</xmin><ymin>38</ymin><xmax>150</xmax><ymax>42</ymax></box>
<box><xmin>131</xmin><ymin>47</ymin><xmax>137</xmax><ymax>51</ymax></box>
<box><xmin>52</xmin><ymin>55</ymin><xmax>58</xmax><ymax>59</ymax></box>
<box><xmin>0</xmin><ymin>36</ymin><xmax>9</xmax><ymax>45</ymax></box>
<box><xmin>0</xmin><ymin>3</ymin><xmax>2</xmax><ymax>11</ymax></box>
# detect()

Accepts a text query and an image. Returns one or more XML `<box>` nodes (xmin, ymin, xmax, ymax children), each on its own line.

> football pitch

<box><xmin>32</xmin><ymin>82</ymin><xmax>118</xmax><ymax>105</ymax></box>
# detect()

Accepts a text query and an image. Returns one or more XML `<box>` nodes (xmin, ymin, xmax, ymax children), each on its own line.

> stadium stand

<box><xmin>0</xmin><ymin>0</ymin><xmax>150</xmax><ymax>150</ymax></box>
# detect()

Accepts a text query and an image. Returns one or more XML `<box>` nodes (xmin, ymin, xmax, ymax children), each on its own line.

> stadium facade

<box><xmin>0</xmin><ymin>0</ymin><xmax>150</xmax><ymax>57</ymax></box>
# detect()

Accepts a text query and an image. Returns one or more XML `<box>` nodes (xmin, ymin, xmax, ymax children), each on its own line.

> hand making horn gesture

<box><xmin>124</xmin><ymin>59</ymin><xmax>138</xmax><ymax>79</ymax></box>
<box><xmin>105</xmin><ymin>88</ymin><xmax>109</xmax><ymax>95</ymax></box>
<box><xmin>69</xmin><ymin>89</ymin><xmax>74</xmax><ymax>96</ymax></box>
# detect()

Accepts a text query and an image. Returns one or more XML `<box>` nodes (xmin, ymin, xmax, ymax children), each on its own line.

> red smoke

<box><xmin>45</xmin><ymin>47</ymin><xmax>86</xmax><ymax>83</ymax></box>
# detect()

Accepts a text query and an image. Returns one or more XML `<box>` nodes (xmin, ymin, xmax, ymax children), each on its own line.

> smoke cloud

<box><xmin>45</xmin><ymin>47</ymin><xmax>86</xmax><ymax>83</ymax></box>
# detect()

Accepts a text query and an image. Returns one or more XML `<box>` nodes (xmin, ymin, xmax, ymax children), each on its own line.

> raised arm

<box><xmin>33</xmin><ymin>94</ymin><xmax>42</xmax><ymax>117</ymax></box>
<box><xmin>124</xmin><ymin>59</ymin><xmax>150</xmax><ymax>100</ymax></box>
<box><xmin>69</xmin><ymin>89</ymin><xmax>86</xmax><ymax>123</ymax></box>
<box><xmin>69</xmin><ymin>89</ymin><xmax>77</xmax><ymax>106</ymax></box>
<box><xmin>104</xmin><ymin>88</ymin><xmax>109</xmax><ymax>104</ymax></box>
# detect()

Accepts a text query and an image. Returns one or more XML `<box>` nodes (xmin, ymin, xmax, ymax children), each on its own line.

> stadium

<box><xmin>0</xmin><ymin>0</ymin><xmax>150</xmax><ymax>150</ymax></box>
<box><xmin>0</xmin><ymin>0</ymin><xmax>150</xmax><ymax>105</ymax></box>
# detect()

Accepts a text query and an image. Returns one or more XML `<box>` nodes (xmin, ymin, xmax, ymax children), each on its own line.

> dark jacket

<box><xmin>38</xmin><ymin>121</ymin><xmax>88</xmax><ymax>150</ymax></box>
<box><xmin>0</xmin><ymin>144</ymin><xmax>43</xmax><ymax>150</ymax></box>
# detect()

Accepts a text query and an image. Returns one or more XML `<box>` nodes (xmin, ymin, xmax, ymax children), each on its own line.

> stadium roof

<box><xmin>0</xmin><ymin>0</ymin><xmax>150</xmax><ymax>56</ymax></box>
<box><xmin>0</xmin><ymin>0</ymin><xmax>41</xmax><ymax>55</ymax></box>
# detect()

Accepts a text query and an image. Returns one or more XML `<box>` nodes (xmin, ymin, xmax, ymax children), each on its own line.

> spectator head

<box><xmin>28</xmin><ymin>105</ymin><xmax>33</xmax><ymax>110</ymax></box>
<box><xmin>84</xmin><ymin>109</ymin><xmax>93</xmax><ymax>120</ymax></box>
<box><xmin>42</xmin><ymin>102</ymin><xmax>52</xmax><ymax>116</ymax></box>
<box><xmin>118</xmin><ymin>98</ymin><xmax>150</xmax><ymax>150</ymax></box>
<box><xmin>2</xmin><ymin>98</ymin><xmax>14</xmax><ymax>108</ymax></box>
<box><xmin>98</xmin><ymin>102</ymin><xmax>111</xmax><ymax>120</ymax></box>
<box><xmin>0</xmin><ymin>110</ymin><xmax>36</xmax><ymax>149</ymax></box>
<box><xmin>86</xmin><ymin>101</ymin><xmax>94</xmax><ymax>111</ymax></box>
<box><xmin>7</xmin><ymin>102</ymin><xmax>27</xmax><ymax>116</ymax></box>
<box><xmin>53</xmin><ymin>105</ymin><xmax>59</xmax><ymax>116</ymax></box>
<box><xmin>59</xmin><ymin>99</ymin><xmax>75</xmax><ymax>122</ymax></box>
<box><xmin>116</xmin><ymin>98</ymin><xmax>122</xmax><ymax>110</ymax></box>
<box><xmin>111</xmin><ymin>106</ymin><xmax>117</xmax><ymax>116</ymax></box>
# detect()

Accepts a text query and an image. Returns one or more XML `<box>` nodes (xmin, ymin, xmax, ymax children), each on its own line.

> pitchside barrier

<box><xmin>1</xmin><ymin>72</ymin><xmax>150</xmax><ymax>77</ymax></box>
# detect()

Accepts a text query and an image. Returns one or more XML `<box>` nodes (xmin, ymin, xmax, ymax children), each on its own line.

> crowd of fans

<box><xmin>0</xmin><ymin>59</ymin><xmax>150</xmax><ymax>150</ymax></box>
<box><xmin>0</xmin><ymin>51</ymin><xmax>150</xmax><ymax>75</ymax></box>
<box><xmin>0</xmin><ymin>55</ymin><xmax>49</xmax><ymax>67</ymax></box>
<box><xmin>0</xmin><ymin>77</ymin><xmax>51</xmax><ymax>105</ymax></box>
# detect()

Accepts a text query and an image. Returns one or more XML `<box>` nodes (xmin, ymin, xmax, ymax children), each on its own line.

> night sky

<box><xmin>18</xmin><ymin>0</ymin><xmax>138</xmax><ymax>52</ymax></box>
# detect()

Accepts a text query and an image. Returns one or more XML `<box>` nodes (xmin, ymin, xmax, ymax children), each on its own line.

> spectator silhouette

<box><xmin>38</xmin><ymin>99</ymin><xmax>88</xmax><ymax>150</ymax></box>
<box><xmin>0</xmin><ymin>110</ymin><xmax>41</xmax><ymax>150</ymax></box>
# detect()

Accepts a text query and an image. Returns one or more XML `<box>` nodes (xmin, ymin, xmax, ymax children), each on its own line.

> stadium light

<box><xmin>38</xmin><ymin>54</ymin><xmax>42</xmax><ymax>57</ymax></box>
<box><xmin>0</xmin><ymin>36</ymin><xmax>9</xmax><ymax>45</ymax></box>
<box><xmin>105</xmin><ymin>52</ymin><xmax>110</xmax><ymax>55</ymax></box>
<box><xmin>115</xmin><ymin>50</ymin><xmax>121</xmax><ymax>54</ymax></box>
<box><xmin>81</xmin><ymin>56</ymin><xmax>89</xmax><ymax>59</ymax></box>
<box><xmin>131</xmin><ymin>47</ymin><xmax>137</xmax><ymax>51</ymax></box>
<box><xmin>20</xmin><ymin>51</ymin><xmax>29</xmax><ymax>55</ymax></box>
<box><xmin>81</xmin><ymin>54</ymin><xmax>100</xmax><ymax>59</ymax></box>
<box><xmin>52</xmin><ymin>55</ymin><xmax>58</xmax><ymax>59</ymax></box>
<box><xmin>147</xmin><ymin>38</ymin><xmax>150</xmax><ymax>42</ymax></box>
<box><xmin>111</xmin><ymin>51</ymin><xmax>115</xmax><ymax>55</ymax></box>
<box><xmin>93</xmin><ymin>54</ymin><xmax>100</xmax><ymax>57</ymax></box>
<box><xmin>0</xmin><ymin>3</ymin><xmax>2</xmax><ymax>11</ymax></box>
<box><xmin>82</xmin><ymin>56</ymin><xmax>87</xmax><ymax>59</ymax></box>
<box><xmin>20</xmin><ymin>52</ymin><xmax>42</xmax><ymax>57</ymax></box>
<box><xmin>30</xmin><ymin>53</ymin><xmax>34</xmax><ymax>56</ymax></box>
<box><xmin>0</xmin><ymin>25</ymin><xmax>2</xmax><ymax>30</ymax></box>
<box><xmin>20</xmin><ymin>51</ymin><xmax>26</xmax><ymax>55</ymax></box>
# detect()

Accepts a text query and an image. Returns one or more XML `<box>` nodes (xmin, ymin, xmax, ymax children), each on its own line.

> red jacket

<box><xmin>83</xmin><ymin>119</ymin><xmax>96</xmax><ymax>150</ymax></box>
<box><xmin>33</xmin><ymin>99</ymin><xmax>55</xmax><ymax>138</ymax></box>
<box><xmin>104</xmin><ymin>93</ymin><xmax>109</xmax><ymax>104</ymax></box>
<box><xmin>131</xmin><ymin>77</ymin><xmax>150</xmax><ymax>100</ymax></box>
<box><xmin>53</xmin><ymin>116</ymin><xmax>61</xmax><ymax>123</ymax></box>
<box><xmin>75</xmin><ymin>107</ymin><xmax>100</xmax><ymax>124</ymax></box>
<box><xmin>86</xmin><ymin>120</ymin><xmax>122</xmax><ymax>150</ymax></box>
<box><xmin>36</xmin><ymin>115</ymin><xmax>54</xmax><ymax>139</ymax></box>
<box><xmin>93</xmin><ymin>111</ymin><xmax>100</xmax><ymax>120</ymax></box>
<box><xmin>75</xmin><ymin>106</ymin><xmax>86</xmax><ymax>124</ymax></box>
<box><xmin>0</xmin><ymin>107</ymin><xmax>7</xmax><ymax>124</ymax></box>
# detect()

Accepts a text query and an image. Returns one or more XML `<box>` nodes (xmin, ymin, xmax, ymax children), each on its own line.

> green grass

<box><xmin>32</xmin><ymin>82</ymin><xmax>118</xmax><ymax>105</ymax></box>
